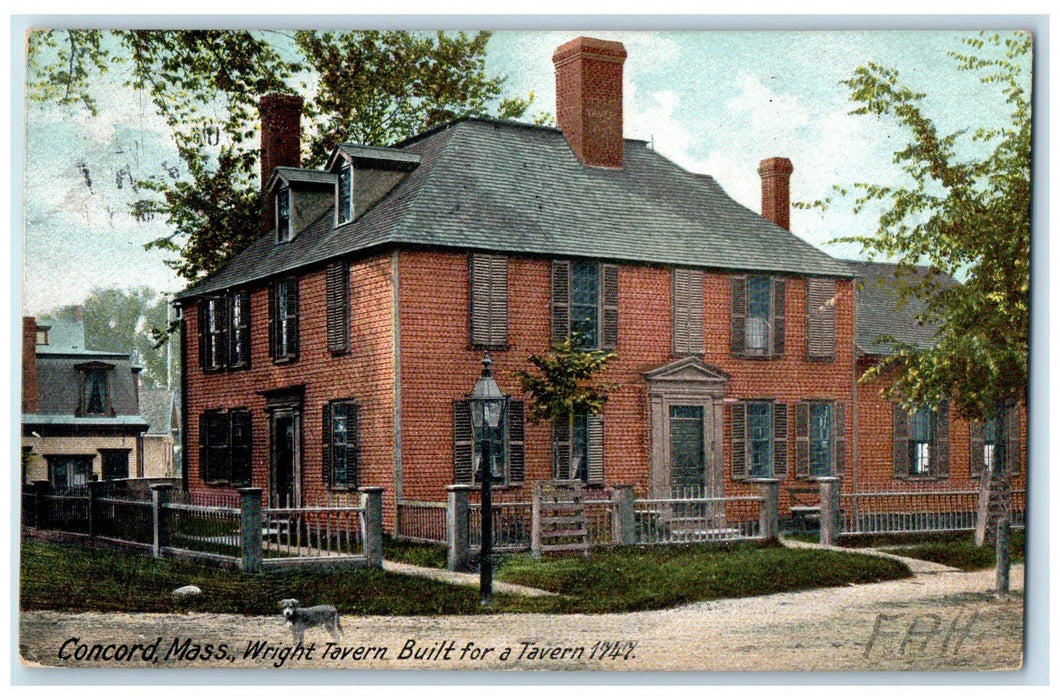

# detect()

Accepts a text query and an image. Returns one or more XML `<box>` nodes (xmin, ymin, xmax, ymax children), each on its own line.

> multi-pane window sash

<box><xmin>338</xmin><ymin>162</ymin><xmax>353</xmax><ymax>225</ymax></box>
<box><xmin>277</xmin><ymin>187</ymin><xmax>291</xmax><ymax>242</ymax></box>
<box><xmin>469</xmin><ymin>254</ymin><xmax>508</xmax><ymax>349</ymax></box>
<box><xmin>452</xmin><ymin>400</ymin><xmax>526</xmax><ymax>485</ymax></box>
<box><xmin>322</xmin><ymin>400</ymin><xmax>359</xmax><ymax>488</ymax></box>
<box><xmin>551</xmin><ymin>412</ymin><xmax>605</xmax><ymax>483</ymax></box>
<box><xmin>198</xmin><ymin>291</ymin><xmax>250</xmax><ymax>371</ymax></box>
<box><xmin>83</xmin><ymin>368</ymin><xmax>108</xmax><ymax>415</ymax></box>
<box><xmin>551</xmin><ymin>260</ymin><xmax>619</xmax><ymax>350</ymax></box>
<box><xmin>269</xmin><ymin>278</ymin><xmax>300</xmax><ymax>362</ymax></box>
<box><xmin>794</xmin><ymin>400</ymin><xmax>846</xmax><ymax>478</ymax></box>
<box><xmin>970</xmin><ymin>406</ymin><xmax>1021</xmax><ymax>478</ymax></box>
<box><xmin>893</xmin><ymin>403</ymin><xmax>950</xmax><ymax>480</ymax></box>
<box><xmin>199</xmin><ymin>409</ymin><xmax>252</xmax><ymax>487</ymax></box>
<box><xmin>730</xmin><ymin>400</ymin><xmax>788</xmax><ymax>480</ymax></box>
<box><xmin>730</xmin><ymin>275</ymin><xmax>786</xmax><ymax>358</ymax></box>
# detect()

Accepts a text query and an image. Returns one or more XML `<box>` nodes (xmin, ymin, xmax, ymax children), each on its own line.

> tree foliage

<box><xmin>827</xmin><ymin>32</ymin><xmax>1031</xmax><ymax>420</ymax></box>
<box><xmin>27</xmin><ymin>30</ymin><xmax>537</xmax><ymax>281</ymax></box>
<box><xmin>513</xmin><ymin>339</ymin><xmax>616</xmax><ymax>424</ymax></box>
<box><xmin>47</xmin><ymin>286</ymin><xmax>179</xmax><ymax>389</ymax></box>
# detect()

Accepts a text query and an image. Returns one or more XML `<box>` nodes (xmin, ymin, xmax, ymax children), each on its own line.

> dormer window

<box><xmin>338</xmin><ymin>162</ymin><xmax>353</xmax><ymax>224</ymax></box>
<box><xmin>276</xmin><ymin>187</ymin><xmax>291</xmax><ymax>243</ymax></box>
<box><xmin>75</xmin><ymin>361</ymin><xmax>114</xmax><ymax>416</ymax></box>
<box><xmin>35</xmin><ymin>326</ymin><xmax>50</xmax><ymax>345</ymax></box>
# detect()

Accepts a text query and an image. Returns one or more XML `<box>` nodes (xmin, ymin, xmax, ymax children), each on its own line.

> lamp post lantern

<box><xmin>466</xmin><ymin>354</ymin><xmax>508</xmax><ymax>607</ymax></box>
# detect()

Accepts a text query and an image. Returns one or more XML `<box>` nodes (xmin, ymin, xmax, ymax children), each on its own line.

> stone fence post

<box><xmin>150</xmin><ymin>483</ymin><xmax>173</xmax><ymax>559</ymax></box>
<box><xmin>446</xmin><ymin>484</ymin><xmax>471</xmax><ymax>571</ymax></box>
<box><xmin>32</xmin><ymin>480</ymin><xmax>52</xmax><ymax>530</ymax></box>
<box><xmin>750</xmin><ymin>479</ymin><xmax>780</xmax><ymax>541</ymax></box>
<box><xmin>87</xmin><ymin>480</ymin><xmax>105</xmax><ymax>538</ymax></box>
<box><xmin>237</xmin><ymin>487</ymin><xmax>263</xmax><ymax>573</ymax></box>
<box><xmin>360</xmin><ymin>487</ymin><xmax>385</xmax><ymax>568</ymax></box>
<box><xmin>612</xmin><ymin>485</ymin><xmax>636</xmax><ymax>546</ymax></box>
<box><xmin>816</xmin><ymin>477</ymin><xmax>841</xmax><ymax>546</ymax></box>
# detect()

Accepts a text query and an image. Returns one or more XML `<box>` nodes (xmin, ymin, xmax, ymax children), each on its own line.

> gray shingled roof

<box><xmin>139</xmin><ymin>388</ymin><xmax>176</xmax><ymax>435</ymax></box>
<box><xmin>34</xmin><ymin>354</ymin><xmax>143</xmax><ymax>417</ymax></box>
<box><xmin>849</xmin><ymin>260</ymin><xmax>958</xmax><ymax>355</ymax></box>
<box><xmin>179</xmin><ymin>118</ymin><xmax>853</xmax><ymax>300</ymax></box>
<box><xmin>271</xmin><ymin>167</ymin><xmax>336</xmax><ymax>187</ymax></box>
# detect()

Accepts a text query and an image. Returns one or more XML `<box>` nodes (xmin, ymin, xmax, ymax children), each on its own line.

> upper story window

<box><xmin>730</xmin><ymin>399</ymin><xmax>788</xmax><ymax>480</ymax></box>
<box><xmin>731</xmin><ymin>275</ymin><xmax>786</xmax><ymax>359</ymax></box>
<box><xmin>893</xmin><ymin>402</ymin><xmax>950</xmax><ymax>480</ymax></box>
<box><xmin>198</xmin><ymin>291</ymin><xmax>250</xmax><ymax>372</ymax></box>
<box><xmin>276</xmin><ymin>187</ymin><xmax>291</xmax><ymax>243</ymax></box>
<box><xmin>469</xmin><ymin>254</ymin><xmax>508</xmax><ymax>349</ymax></box>
<box><xmin>338</xmin><ymin>162</ymin><xmax>353</xmax><ymax>225</ymax></box>
<box><xmin>35</xmin><ymin>326</ymin><xmax>50</xmax><ymax>345</ymax></box>
<box><xmin>269</xmin><ymin>278</ymin><xmax>300</xmax><ymax>362</ymax></box>
<box><xmin>75</xmin><ymin>362</ymin><xmax>114</xmax><ymax>416</ymax></box>
<box><xmin>551</xmin><ymin>260</ymin><xmax>619</xmax><ymax>351</ymax></box>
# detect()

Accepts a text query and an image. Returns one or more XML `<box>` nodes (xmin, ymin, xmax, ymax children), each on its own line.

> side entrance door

<box><xmin>270</xmin><ymin>410</ymin><xmax>301</xmax><ymax>508</ymax></box>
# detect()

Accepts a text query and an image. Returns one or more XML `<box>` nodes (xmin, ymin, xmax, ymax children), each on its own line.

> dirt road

<box><xmin>18</xmin><ymin>563</ymin><xmax>1022</xmax><ymax>672</ymax></box>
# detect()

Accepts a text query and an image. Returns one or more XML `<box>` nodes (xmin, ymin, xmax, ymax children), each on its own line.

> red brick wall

<box><xmin>184</xmin><ymin>253</ymin><xmax>397</xmax><ymax>520</ymax></box>
<box><xmin>553</xmin><ymin>37</ymin><xmax>627</xmax><ymax>169</ymax></box>
<box><xmin>396</xmin><ymin>250</ymin><xmax>858</xmax><ymax>514</ymax></box>
<box><xmin>22</xmin><ymin>317</ymin><xmax>39</xmax><ymax>414</ymax></box>
<box><xmin>855</xmin><ymin>359</ymin><xmax>1028</xmax><ymax>494</ymax></box>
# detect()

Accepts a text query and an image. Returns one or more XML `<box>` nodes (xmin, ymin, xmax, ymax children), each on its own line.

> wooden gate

<box><xmin>531</xmin><ymin>481</ymin><xmax>590</xmax><ymax>558</ymax></box>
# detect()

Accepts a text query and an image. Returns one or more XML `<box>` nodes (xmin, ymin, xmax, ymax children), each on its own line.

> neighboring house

<box><xmin>849</xmin><ymin>260</ymin><xmax>1026</xmax><ymax>492</ymax></box>
<box><xmin>22</xmin><ymin>311</ymin><xmax>150</xmax><ymax>486</ymax></box>
<box><xmin>139</xmin><ymin>387</ymin><xmax>181</xmax><ymax>478</ymax></box>
<box><xmin>175</xmin><ymin>36</ymin><xmax>860</xmax><ymax>524</ymax></box>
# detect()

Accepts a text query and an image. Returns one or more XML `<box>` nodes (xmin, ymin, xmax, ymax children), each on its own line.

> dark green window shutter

<box><xmin>730</xmin><ymin>402</ymin><xmax>747</xmax><ymax>480</ymax></box>
<box><xmin>470</xmin><ymin>254</ymin><xmax>509</xmax><ymax>349</ymax></box>
<box><xmin>730</xmin><ymin>276</ymin><xmax>747</xmax><ymax>357</ymax></box>
<box><xmin>934</xmin><ymin>401</ymin><xmax>950</xmax><ymax>479</ymax></box>
<box><xmin>771</xmin><ymin>278</ymin><xmax>786</xmax><ymax>358</ymax></box>
<box><xmin>198</xmin><ymin>412</ymin><xmax>209</xmax><ymax>481</ymax></box>
<box><xmin>1004</xmin><ymin>406</ymin><xmax>1021</xmax><ymax>474</ymax></box>
<box><xmin>673</xmin><ymin>268</ymin><xmax>704</xmax><ymax>356</ymax></box>
<box><xmin>969</xmin><ymin>420</ymin><xmax>985</xmax><ymax>478</ymax></box>
<box><xmin>773</xmin><ymin>402</ymin><xmax>788</xmax><ymax>478</ymax></box>
<box><xmin>551</xmin><ymin>260</ymin><xmax>571</xmax><ymax>345</ymax></box>
<box><xmin>893</xmin><ymin>405</ymin><xmax>911</xmax><ymax>478</ymax></box>
<box><xmin>508</xmin><ymin>400</ymin><xmax>525</xmax><ymax>483</ymax></box>
<box><xmin>326</xmin><ymin>261</ymin><xmax>349</xmax><ymax>354</ymax></box>
<box><xmin>806</xmin><ymin>278</ymin><xmax>836</xmax><ymax>360</ymax></box>
<box><xmin>834</xmin><ymin>402</ymin><xmax>846</xmax><ymax>476</ymax></box>
<box><xmin>587</xmin><ymin>414</ymin><xmax>605</xmax><ymax>484</ymax></box>
<box><xmin>322</xmin><ymin>402</ymin><xmax>332</xmax><ymax>485</ymax></box>
<box><xmin>229</xmin><ymin>410</ymin><xmax>252</xmax><ymax>487</ymax></box>
<box><xmin>268</xmin><ymin>282</ymin><xmax>278</xmax><ymax>360</ymax></box>
<box><xmin>287</xmin><ymin>278</ymin><xmax>300</xmax><ymax>358</ymax></box>
<box><xmin>601</xmin><ymin>264</ymin><xmax>619</xmax><ymax>351</ymax></box>
<box><xmin>197</xmin><ymin>303</ymin><xmax>208</xmax><ymax>371</ymax></box>
<box><xmin>453</xmin><ymin>400</ymin><xmax>474</xmax><ymax>484</ymax></box>
<box><xmin>795</xmin><ymin>402</ymin><xmax>810</xmax><ymax>478</ymax></box>
<box><xmin>552</xmin><ymin>415</ymin><xmax>572</xmax><ymax>480</ymax></box>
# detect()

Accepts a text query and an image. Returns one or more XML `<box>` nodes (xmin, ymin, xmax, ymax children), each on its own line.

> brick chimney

<box><xmin>259</xmin><ymin>93</ymin><xmax>303</xmax><ymax>189</ymax></box>
<box><xmin>22</xmin><ymin>317</ymin><xmax>39</xmax><ymax>414</ymax></box>
<box><xmin>553</xmin><ymin>37</ymin><xmax>627</xmax><ymax>169</ymax></box>
<box><xmin>758</xmin><ymin>157</ymin><xmax>794</xmax><ymax>230</ymax></box>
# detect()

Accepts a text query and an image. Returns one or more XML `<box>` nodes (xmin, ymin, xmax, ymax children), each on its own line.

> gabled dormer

<box><xmin>266</xmin><ymin>168</ymin><xmax>336</xmax><ymax>243</ymax></box>
<box><xmin>326</xmin><ymin>144</ymin><xmax>421</xmax><ymax>227</ymax></box>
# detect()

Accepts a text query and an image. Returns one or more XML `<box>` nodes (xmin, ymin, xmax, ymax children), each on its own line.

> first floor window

<box><xmin>730</xmin><ymin>400</ymin><xmax>788</xmax><ymax>480</ymax></box>
<box><xmin>199</xmin><ymin>409</ymin><xmax>252</xmax><ymax>486</ymax></box>
<box><xmin>795</xmin><ymin>400</ymin><xmax>846</xmax><ymax>478</ymax></box>
<box><xmin>452</xmin><ymin>399</ymin><xmax>526</xmax><ymax>486</ymax></box>
<box><xmin>971</xmin><ymin>406</ymin><xmax>1020</xmax><ymax>478</ymax></box>
<box><xmin>100</xmin><ymin>449</ymin><xmax>130</xmax><ymax>480</ymax></box>
<box><xmin>894</xmin><ymin>402</ymin><xmax>949</xmax><ymax>479</ymax></box>
<box><xmin>809</xmin><ymin>402</ymin><xmax>833</xmax><ymax>476</ymax></box>
<box><xmin>47</xmin><ymin>455</ymin><xmax>92</xmax><ymax>489</ymax></box>
<box><xmin>551</xmin><ymin>411</ymin><xmax>603</xmax><ymax>483</ymax></box>
<box><xmin>323</xmin><ymin>400</ymin><xmax>359</xmax><ymax>488</ymax></box>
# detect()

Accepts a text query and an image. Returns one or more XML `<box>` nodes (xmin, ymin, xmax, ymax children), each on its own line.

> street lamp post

<box><xmin>467</xmin><ymin>354</ymin><xmax>508</xmax><ymax>607</ymax></box>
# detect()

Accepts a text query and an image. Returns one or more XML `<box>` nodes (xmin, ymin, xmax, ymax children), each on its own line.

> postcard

<box><xmin>16</xmin><ymin>24</ymin><xmax>1032</xmax><ymax>674</ymax></box>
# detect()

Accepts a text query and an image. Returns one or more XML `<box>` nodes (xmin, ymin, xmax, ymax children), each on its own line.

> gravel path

<box><xmin>19</xmin><ymin>564</ymin><xmax>1023</xmax><ymax>672</ymax></box>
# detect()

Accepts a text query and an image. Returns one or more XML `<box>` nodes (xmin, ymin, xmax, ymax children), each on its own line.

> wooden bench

<box><xmin>787</xmin><ymin>486</ymin><xmax>821</xmax><ymax>530</ymax></box>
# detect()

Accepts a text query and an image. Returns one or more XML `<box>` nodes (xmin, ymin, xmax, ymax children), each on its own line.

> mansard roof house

<box><xmin>178</xmin><ymin>37</ymin><xmax>876</xmax><ymax>528</ymax></box>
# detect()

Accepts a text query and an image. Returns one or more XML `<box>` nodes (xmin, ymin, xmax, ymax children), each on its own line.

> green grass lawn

<box><xmin>20</xmin><ymin>538</ymin><xmax>912</xmax><ymax>616</ymax></box>
<box><xmin>880</xmin><ymin>530</ymin><xmax>1025</xmax><ymax>572</ymax></box>
<box><xmin>382</xmin><ymin>536</ymin><xmax>449</xmax><ymax>569</ymax></box>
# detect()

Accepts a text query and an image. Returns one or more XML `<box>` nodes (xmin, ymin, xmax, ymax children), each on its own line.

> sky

<box><xmin>17</xmin><ymin>26</ymin><xmax>1032</xmax><ymax>316</ymax></box>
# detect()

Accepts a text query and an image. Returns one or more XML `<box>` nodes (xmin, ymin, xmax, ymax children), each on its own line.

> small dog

<box><xmin>279</xmin><ymin>598</ymin><xmax>343</xmax><ymax>644</ymax></box>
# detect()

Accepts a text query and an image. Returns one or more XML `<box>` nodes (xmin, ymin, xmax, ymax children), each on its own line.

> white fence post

<box><xmin>360</xmin><ymin>487</ymin><xmax>385</xmax><ymax>567</ymax></box>
<box><xmin>816</xmin><ymin>477</ymin><xmax>841</xmax><ymax>546</ymax></box>
<box><xmin>751</xmin><ymin>479</ymin><xmax>780</xmax><ymax>540</ymax></box>
<box><xmin>237</xmin><ymin>487</ymin><xmax>263</xmax><ymax>573</ymax></box>
<box><xmin>150</xmin><ymin>483</ymin><xmax>173</xmax><ymax>559</ymax></box>
<box><xmin>446</xmin><ymin>485</ymin><xmax>471</xmax><ymax>571</ymax></box>
<box><xmin>613</xmin><ymin>485</ymin><xmax>636</xmax><ymax>545</ymax></box>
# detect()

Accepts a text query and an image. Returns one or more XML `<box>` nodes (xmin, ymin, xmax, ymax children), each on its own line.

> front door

<box><xmin>271</xmin><ymin>411</ymin><xmax>301</xmax><ymax>507</ymax></box>
<box><xmin>669</xmin><ymin>404</ymin><xmax>706</xmax><ymax>496</ymax></box>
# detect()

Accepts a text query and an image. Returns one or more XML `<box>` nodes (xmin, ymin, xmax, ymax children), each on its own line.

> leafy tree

<box><xmin>513</xmin><ymin>338</ymin><xmax>616</xmax><ymax>425</ymax></box>
<box><xmin>27</xmin><ymin>30</ymin><xmax>536</xmax><ymax>282</ymax></box>
<box><xmin>48</xmin><ymin>287</ymin><xmax>179</xmax><ymax>389</ymax></box>
<box><xmin>822</xmin><ymin>32</ymin><xmax>1031</xmax><ymax>421</ymax></box>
